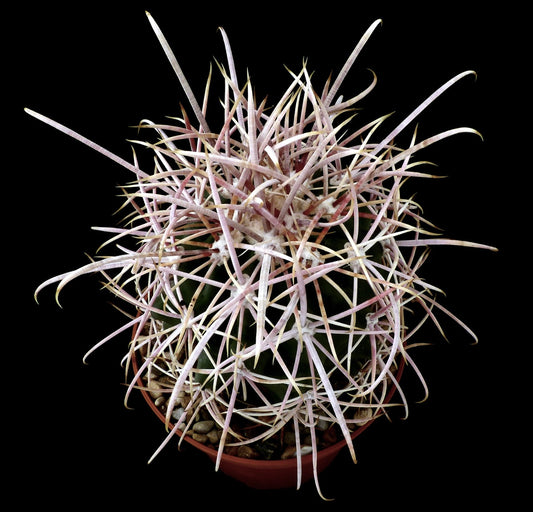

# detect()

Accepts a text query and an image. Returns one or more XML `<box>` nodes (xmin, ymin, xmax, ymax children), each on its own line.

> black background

<box><xmin>9</xmin><ymin>2</ymin><xmax>525</xmax><ymax>508</ymax></box>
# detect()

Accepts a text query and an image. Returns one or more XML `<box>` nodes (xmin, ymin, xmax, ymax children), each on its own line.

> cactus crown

<box><xmin>30</xmin><ymin>12</ymin><xmax>496</xmax><ymax>495</ymax></box>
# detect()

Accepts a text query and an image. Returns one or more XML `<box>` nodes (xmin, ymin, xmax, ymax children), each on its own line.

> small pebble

<box><xmin>154</xmin><ymin>396</ymin><xmax>166</xmax><ymax>408</ymax></box>
<box><xmin>147</xmin><ymin>380</ymin><xmax>163</xmax><ymax>399</ymax></box>
<box><xmin>300</xmin><ymin>445</ymin><xmax>313</xmax><ymax>456</ymax></box>
<box><xmin>179</xmin><ymin>394</ymin><xmax>191</xmax><ymax>408</ymax></box>
<box><xmin>224</xmin><ymin>446</ymin><xmax>239</xmax><ymax>457</ymax></box>
<box><xmin>193</xmin><ymin>420</ymin><xmax>215</xmax><ymax>434</ymax></box>
<box><xmin>206</xmin><ymin>429</ymin><xmax>221</xmax><ymax>444</ymax></box>
<box><xmin>281</xmin><ymin>445</ymin><xmax>313</xmax><ymax>459</ymax></box>
<box><xmin>171</xmin><ymin>407</ymin><xmax>185</xmax><ymax>422</ymax></box>
<box><xmin>192</xmin><ymin>433</ymin><xmax>208</xmax><ymax>443</ymax></box>
<box><xmin>237</xmin><ymin>446</ymin><xmax>259</xmax><ymax>459</ymax></box>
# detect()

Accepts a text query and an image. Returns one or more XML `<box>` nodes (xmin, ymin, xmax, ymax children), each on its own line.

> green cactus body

<box><xmin>152</xmin><ymin>212</ymin><xmax>379</xmax><ymax>408</ymax></box>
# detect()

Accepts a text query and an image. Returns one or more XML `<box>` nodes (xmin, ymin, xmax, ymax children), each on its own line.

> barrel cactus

<box><xmin>30</xmin><ymin>12</ymin><xmax>496</xmax><ymax>495</ymax></box>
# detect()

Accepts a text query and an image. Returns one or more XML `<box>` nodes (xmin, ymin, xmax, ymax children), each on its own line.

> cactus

<box><xmin>30</xmin><ymin>12</ymin><xmax>497</xmax><ymax>495</ymax></box>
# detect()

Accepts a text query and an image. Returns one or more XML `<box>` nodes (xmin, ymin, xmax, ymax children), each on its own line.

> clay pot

<box><xmin>131</xmin><ymin>322</ymin><xmax>404</xmax><ymax>489</ymax></box>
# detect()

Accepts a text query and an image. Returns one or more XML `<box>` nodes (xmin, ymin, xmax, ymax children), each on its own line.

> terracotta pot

<box><xmin>131</xmin><ymin>323</ymin><xmax>404</xmax><ymax>489</ymax></box>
